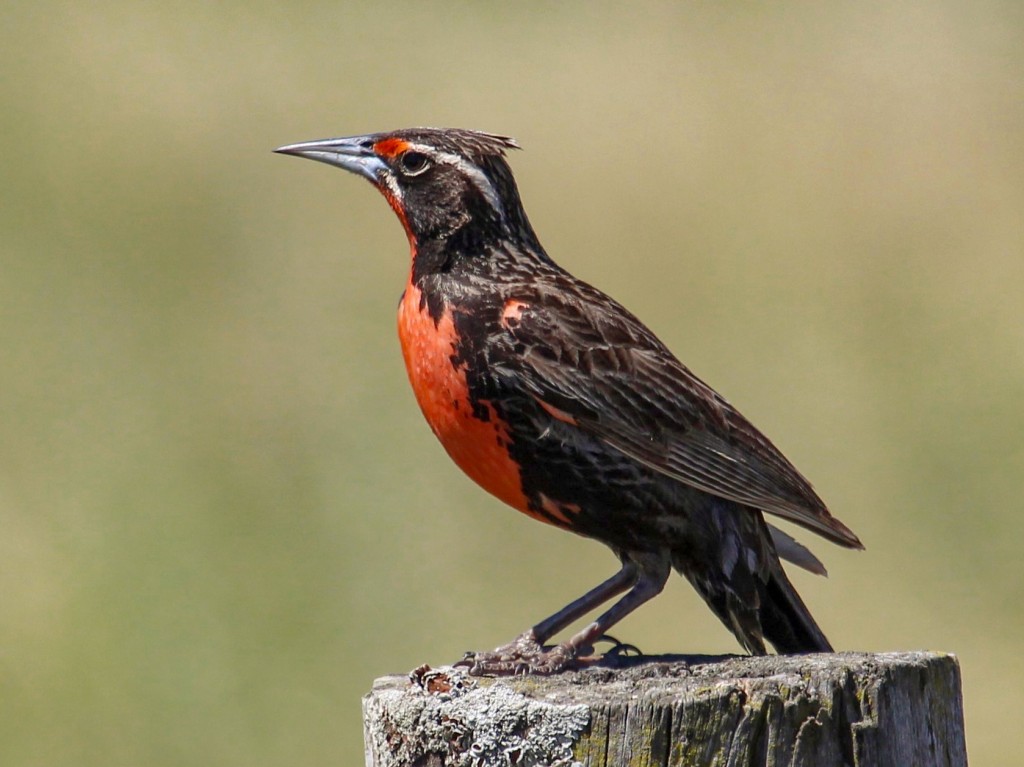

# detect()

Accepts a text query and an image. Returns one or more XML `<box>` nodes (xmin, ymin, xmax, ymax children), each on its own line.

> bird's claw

<box><xmin>455</xmin><ymin>631</ymin><xmax>579</xmax><ymax>676</ymax></box>
<box><xmin>596</xmin><ymin>633</ymin><xmax>643</xmax><ymax>659</ymax></box>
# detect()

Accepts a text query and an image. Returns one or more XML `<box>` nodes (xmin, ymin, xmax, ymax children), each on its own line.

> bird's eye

<box><xmin>399</xmin><ymin>151</ymin><xmax>431</xmax><ymax>176</ymax></box>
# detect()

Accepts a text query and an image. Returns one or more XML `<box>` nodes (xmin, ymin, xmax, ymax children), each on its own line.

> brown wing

<box><xmin>500</xmin><ymin>280</ymin><xmax>863</xmax><ymax>550</ymax></box>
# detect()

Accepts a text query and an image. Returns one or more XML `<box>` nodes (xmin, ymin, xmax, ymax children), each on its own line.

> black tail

<box><xmin>671</xmin><ymin>505</ymin><xmax>833</xmax><ymax>655</ymax></box>
<box><xmin>758</xmin><ymin>566</ymin><xmax>833</xmax><ymax>653</ymax></box>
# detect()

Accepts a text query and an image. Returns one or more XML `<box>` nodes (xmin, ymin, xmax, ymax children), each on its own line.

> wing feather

<box><xmin>503</xmin><ymin>282</ymin><xmax>863</xmax><ymax>550</ymax></box>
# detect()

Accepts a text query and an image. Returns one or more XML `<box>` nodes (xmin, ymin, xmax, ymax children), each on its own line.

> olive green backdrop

<box><xmin>2</xmin><ymin>2</ymin><xmax>1021</xmax><ymax>764</ymax></box>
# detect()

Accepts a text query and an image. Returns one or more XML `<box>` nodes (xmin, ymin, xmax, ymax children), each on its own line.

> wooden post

<box><xmin>363</xmin><ymin>652</ymin><xmax>966</xmax><ymax>766</ymax></box>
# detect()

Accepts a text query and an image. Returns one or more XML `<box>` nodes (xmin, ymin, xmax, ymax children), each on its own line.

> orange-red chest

<box><xmin>397</xmin><ymin>279</ymin><xmax>530</xmax><ymax>512</ymax></box>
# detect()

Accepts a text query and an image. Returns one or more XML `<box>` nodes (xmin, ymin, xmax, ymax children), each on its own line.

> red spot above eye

<box><xmin>373</xmin><ymin>138</ymin><xmax>411</xmax><ymax>158</ymax></box>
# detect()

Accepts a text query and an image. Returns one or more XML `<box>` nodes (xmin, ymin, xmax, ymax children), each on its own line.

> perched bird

<box><xmin>275</xmin><ymin>128</ymin><xmax>863</xmax><ymax>674</ymax></box>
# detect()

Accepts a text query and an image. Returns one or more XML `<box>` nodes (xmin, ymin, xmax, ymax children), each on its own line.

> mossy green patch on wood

<box><xmin>366</xmin><ymin>653</ymin><xmax>965</xmax><ymax>766</ymax></box>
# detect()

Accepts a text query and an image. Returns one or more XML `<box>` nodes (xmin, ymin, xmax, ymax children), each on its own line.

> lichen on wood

<box><xmin>363</xmin><ymin>652</ymin><xmax>966</xmax><ymax>767</ymax></box>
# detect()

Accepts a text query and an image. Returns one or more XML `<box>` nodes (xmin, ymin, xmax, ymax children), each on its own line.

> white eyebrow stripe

<box><xmin>429</xmin><ymin>149</ymin><xmax>506</xmax><ymax>222</ymax></box>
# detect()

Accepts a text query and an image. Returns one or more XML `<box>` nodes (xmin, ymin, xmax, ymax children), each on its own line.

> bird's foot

<box><xmin>594</xmin><ymin>634</ymin><xmax>643</xmax><ymax>662</ymax></box>
<box><xmin>455</xmin><ymin>631</ymin><xmax>583</xmax><ymax>676</ymax></box>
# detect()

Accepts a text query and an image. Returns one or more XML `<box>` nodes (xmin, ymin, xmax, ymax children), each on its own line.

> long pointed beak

<box><xmin>274</xmin><ymin>136</ymin><xmax>387</xmax><ymax>183</ymax></box>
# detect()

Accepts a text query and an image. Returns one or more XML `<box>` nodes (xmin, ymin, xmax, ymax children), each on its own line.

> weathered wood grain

<box><xmin>364</xmin><ymin>652</ymin><xmax>966</xmax><ymax>766</ymax></box>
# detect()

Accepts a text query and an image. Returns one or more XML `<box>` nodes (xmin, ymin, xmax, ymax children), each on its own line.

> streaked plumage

<box><xmin>276</xmin><ymin>127</ymin><xmax>863</xmax><ymax>673</ymax></box>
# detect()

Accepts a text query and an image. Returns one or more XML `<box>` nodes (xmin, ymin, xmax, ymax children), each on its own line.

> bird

<box><xmin>275</xmin><ymin>128</ymin><xmax>863</xmax><ymax>675</ymax></box>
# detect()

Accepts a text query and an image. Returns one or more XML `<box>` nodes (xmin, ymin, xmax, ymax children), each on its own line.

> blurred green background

<box><xmin>2</xmin><ymin>1</ymin><xmax>1021</xmax><ymax>764</ymax></box>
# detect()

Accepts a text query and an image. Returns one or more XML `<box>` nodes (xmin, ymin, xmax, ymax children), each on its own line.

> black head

<box><xmin>275</xmin><ymin>128</ymin><xmax>541</xmax><ymax>252</ymax></box>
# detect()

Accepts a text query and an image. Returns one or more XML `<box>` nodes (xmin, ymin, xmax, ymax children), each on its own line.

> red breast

<box><xmin>397</xmin><ymin>278</ymin><xmax>532</xmax><ymax>514</ymax></box>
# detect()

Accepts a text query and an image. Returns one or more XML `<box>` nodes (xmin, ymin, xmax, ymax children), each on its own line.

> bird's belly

<box><xmin>397</xmin><ymin>282</ymin><xmax>531</xmax><ymax>513</ymax></box>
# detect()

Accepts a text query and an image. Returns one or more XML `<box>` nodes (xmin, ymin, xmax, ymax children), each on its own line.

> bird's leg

<box><xmin>459</xmin><ymin>556</ymin><xmax>669</xmax><ymax>676</ymax></box>
<box><xmin>455</xmin><ymin>561</ymin><xmax>637</xmax><ymax>675</ymax></box>
<box><xmin>533</xmin><ymin>560</ymin><xmax>639</xmax><ymax>643</ymax></box>
<box><xmin>551</xmin><ymin>562</ymin><xmax>668</xmax><ymax>667</ymax></box>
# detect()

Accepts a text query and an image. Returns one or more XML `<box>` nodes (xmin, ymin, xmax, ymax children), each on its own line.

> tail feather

<box><xmin>671</xmin><ymin>506</ymin><xmax>834</xmax><ymax>655</ymax></box>
<box><xmin>758</xmin><ymin>567</ymin><xmax>833</xmax><ymax>653</ymax></box>
<box><xmin>767</xmin><ymin>524</ymin><xmax>827</xmax><ymax>576</ymax></box>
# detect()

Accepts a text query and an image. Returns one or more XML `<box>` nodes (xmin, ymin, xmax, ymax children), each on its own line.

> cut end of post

<box><xmin>363</xmin><ymin>652</ymin><xmax>966</xmax><ymax>767</ymax></box>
